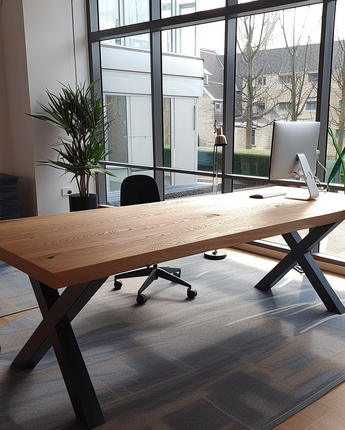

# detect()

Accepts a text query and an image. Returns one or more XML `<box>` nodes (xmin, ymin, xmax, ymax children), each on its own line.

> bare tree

<box><xmin>329</xmin><ymin>39</ymin><xmax>345</xmax><ymax>151</ymax></box>
<box><xmin>276</xmin><ymin>8</ymin><xmax>318</xmax><ymax>121</ymax></box>
<box><xmin>237</xmin><ymin>13</ymin><xmax>277</xmax><ymax>149</ymax></box>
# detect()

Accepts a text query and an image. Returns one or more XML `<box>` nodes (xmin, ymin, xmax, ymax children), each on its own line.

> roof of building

<box><xmin>199</xmin><ymin>41</ymin><xmax>345</xmax><ymax>126</ymax></box>
<box><xmin>200</xmin><ymin>48</ymin><xmax>225</xmax><ymax>101</ymax></box>
<box><xmin>200</xmin><ymin>41</ymin><xmax>345</xmax><ymax>100</ymax></box>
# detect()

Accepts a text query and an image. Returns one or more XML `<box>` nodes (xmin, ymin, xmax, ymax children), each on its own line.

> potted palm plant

<box><xmin>30</xmin><ymin>80</ymin><xmax>115</xmax><ymax>211</ymax></box>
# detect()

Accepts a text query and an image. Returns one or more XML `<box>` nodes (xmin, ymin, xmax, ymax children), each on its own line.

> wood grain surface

<box><xmin>0</xmin><ymin>187</ymin><xmax>344</xmax><ymax>289</ymax></box>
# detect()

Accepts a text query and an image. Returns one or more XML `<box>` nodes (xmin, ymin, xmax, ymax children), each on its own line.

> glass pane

<box><xmin>162</xmin><ymin>21</ymin><xmax>225</xmax><ymax>194</ymax></box>
<box><xmin>162</xmin><ymin>24</ymin><xmax>197</xmax><ymax>55</ymax></box>
<box><xmin>234</xmin><ymin>4</ymin><xmax>322</xmax><ymax>192</ymax></box>
<box><xmin>161</xmin><ymin>0</ymin><xmax>195</xmax><ymax>18</ymax></box>
<box><xmin>320</xmin><ymin>221</ymin><xmax>345</xmax><ymax>259</ymax></box>
<box><xmin>105</xmin><ymin>170</ymin><xmax>215</xmax><ymax>204</ymax></box>
<box><xmin>161</xmin><ymin>0</ymin><xmax>225</xmax><ymax>18</ymax></box>
<box><xmin>321</xmin><ymin>0</ymin><xmax>345</xmax><ymax>259</ymax></box>
<box><xmin>98</xmin><ymin>0</ymin><xmax>150</xmax><ymax>30</ymax></box>
<box><xmin>163</xmin><ymin>97</ymin><xmax>171</xmax><ymax>168</ymax></box>
<box><xmin>105</xmin><ymin>94</ymin><xmax>127</xmax><ymax>163</ymax></box>
<box><xmin>164</xmin><ymin>174</ymin><xmax>214</xmax><ymax>199</ymax></box>
<box><xmin>101</xmin><ymin>37</ymin><xmax>153</xmax><ymax>169</ymax></box>
<box><xmin>105</xmin><ymin>168</ymin><xmax>154</xmax><ymax>206</ymax></box>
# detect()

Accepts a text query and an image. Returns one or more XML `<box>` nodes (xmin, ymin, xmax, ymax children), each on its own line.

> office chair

<box><xmin>114</xmin><ymin>175</ymin><xmax>197</xmax><ymax>305</ymax></box>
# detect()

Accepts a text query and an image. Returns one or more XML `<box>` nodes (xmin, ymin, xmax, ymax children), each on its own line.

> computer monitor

<box><xmin>269</xmin><ymin>121</ymin><xmax>321</xmax><ymax>200</ymax></box>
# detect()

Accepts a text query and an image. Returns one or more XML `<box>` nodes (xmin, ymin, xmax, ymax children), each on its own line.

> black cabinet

<box><xmin>0</xmin><ymin>173</ymin><xmax>20</xmax><ymax>220</ymax></box>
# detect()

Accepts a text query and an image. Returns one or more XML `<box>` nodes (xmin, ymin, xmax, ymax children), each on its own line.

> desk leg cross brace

<box><xmin>12</xmin><ymin>276</ymin><xmax>109</xmax><ymax>429</ymax></box>
<box><xmin>254</xmin><ymin>222</ymin><xmax>345</xmax><ymax>314</ymax></box>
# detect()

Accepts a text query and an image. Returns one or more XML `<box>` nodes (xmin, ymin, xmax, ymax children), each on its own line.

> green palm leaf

<box><xmin>29</xmin><ymin>80</ymin><xmax>115</xmax><ymax>197</ymax></box>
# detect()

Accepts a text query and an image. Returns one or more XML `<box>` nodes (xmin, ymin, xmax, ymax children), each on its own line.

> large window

<box><xmin>161</xmin><ymin>20</ymin><xmax>225</xmax><ymax>193</ymax></box>
<box><xmin>88</xmin><ymin>0</ymin><xmax>345</xmax><ymax>263</ymax></box>
<box><xmin>234</xmin><ymin>4</ymin><xmax>321</xmax><ymax>184</ymax></box>
<box><xmin>101</xmin><ymin>36</ymin><xmax>152</xmax><ymax>195</ymax></box>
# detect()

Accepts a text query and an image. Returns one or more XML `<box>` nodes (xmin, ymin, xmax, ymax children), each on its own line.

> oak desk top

<box><xmin>0</xmin><ymin>187</ymin><xmax>345</xmax><ymax>290</ymax></box>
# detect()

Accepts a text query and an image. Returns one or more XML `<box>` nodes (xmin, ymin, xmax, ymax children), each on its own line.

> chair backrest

<box><xmin>120</xmin><ymin>175</ymin><xmax>161</xmax><ymax>206</ymax></box>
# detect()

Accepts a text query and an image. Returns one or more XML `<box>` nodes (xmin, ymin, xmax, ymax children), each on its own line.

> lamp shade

<box><xmin>214</xmin><ymin>127</ymin><xmax>227</xmax><ymax>146</ymax></box>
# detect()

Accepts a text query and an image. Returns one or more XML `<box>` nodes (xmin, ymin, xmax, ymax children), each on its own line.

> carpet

<box><xmin>1</xmin><ymin>253</ymin><xmax>345</xmax><ymax>430</ymax></box>
<box><xmin>0</xmin><ymin>261</ymin><xmax>37</xmax><ymax>317</ymax></box>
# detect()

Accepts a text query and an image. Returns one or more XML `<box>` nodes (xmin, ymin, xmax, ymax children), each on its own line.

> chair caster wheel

<box><xmin>137</xmin><ymin>294</ymin><xmax>147</xmax><ymax>305</ymax></box>
<box><xmin>187</xmin><ymin>288</ymin><xmax>197</xmax><ymax>299</ymax></box>
<box><xmin>114</xmin><ymin>279</ymin><xmax>123</xmax><ymax>290</ymax></box>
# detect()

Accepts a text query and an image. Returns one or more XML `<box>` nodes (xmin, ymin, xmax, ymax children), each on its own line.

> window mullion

<box><xmin>150</xmin><ymin>30</ymin><xmax>165</xmax><ymax>198</ymax></box>
<box><xmin>316</xmin><ymin>0</ymin><xmax>336</xmax><ymax>180</ymax></box>
<box><xmin>222</xmin><ymin>16</ymin><xmax>237</xmax><ymax>193</ymax></box>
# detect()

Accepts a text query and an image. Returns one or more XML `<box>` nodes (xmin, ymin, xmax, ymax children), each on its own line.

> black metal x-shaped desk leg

<box><xmin>12</xmin><ymin>276</ymin><xmax>109</xmax><ymax>429</ymax></box>
<box><xmin>254</xmin><ymin>222</ymin><xmax>345</xmax><ymax>314</ymax></box>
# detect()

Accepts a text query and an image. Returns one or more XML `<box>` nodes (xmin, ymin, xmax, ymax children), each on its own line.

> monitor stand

<box><xmin>295</xmin><ymin>153</ymin><xmax>319</xmax><ymax>200</ymax></box>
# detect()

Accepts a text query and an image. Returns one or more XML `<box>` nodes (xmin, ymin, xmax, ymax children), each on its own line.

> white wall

<box><xmin>0</xmin><ymin>0</ymin><xmax>35</xmax><ymax>215</ymax></box>
<box><xmin>0</xmin><ymin>0</ymin><xmax>90</xmax><ymax>216</ymax></box>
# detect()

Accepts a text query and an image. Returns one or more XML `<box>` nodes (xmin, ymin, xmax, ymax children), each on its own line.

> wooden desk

<box><xmin>1</xmin><ymin>188</ymin><xmax>345</xmax><ymax>429</ymax></box>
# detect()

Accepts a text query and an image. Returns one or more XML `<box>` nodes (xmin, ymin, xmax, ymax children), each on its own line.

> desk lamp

<box><xmin>204</xmin><ymin>127</ymin><xmax>228</xmax><ymax>260</ymax></box>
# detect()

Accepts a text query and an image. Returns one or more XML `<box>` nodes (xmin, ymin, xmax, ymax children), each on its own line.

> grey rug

<box><xmin>0</xmin><ymin>261</ymin><xmax>37</xmax><ymax>317</ymax></box>
<box><xmin>1</xmin><ymin>254</ymin><xmax>345</xmax><ymax>430</ymax></box>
